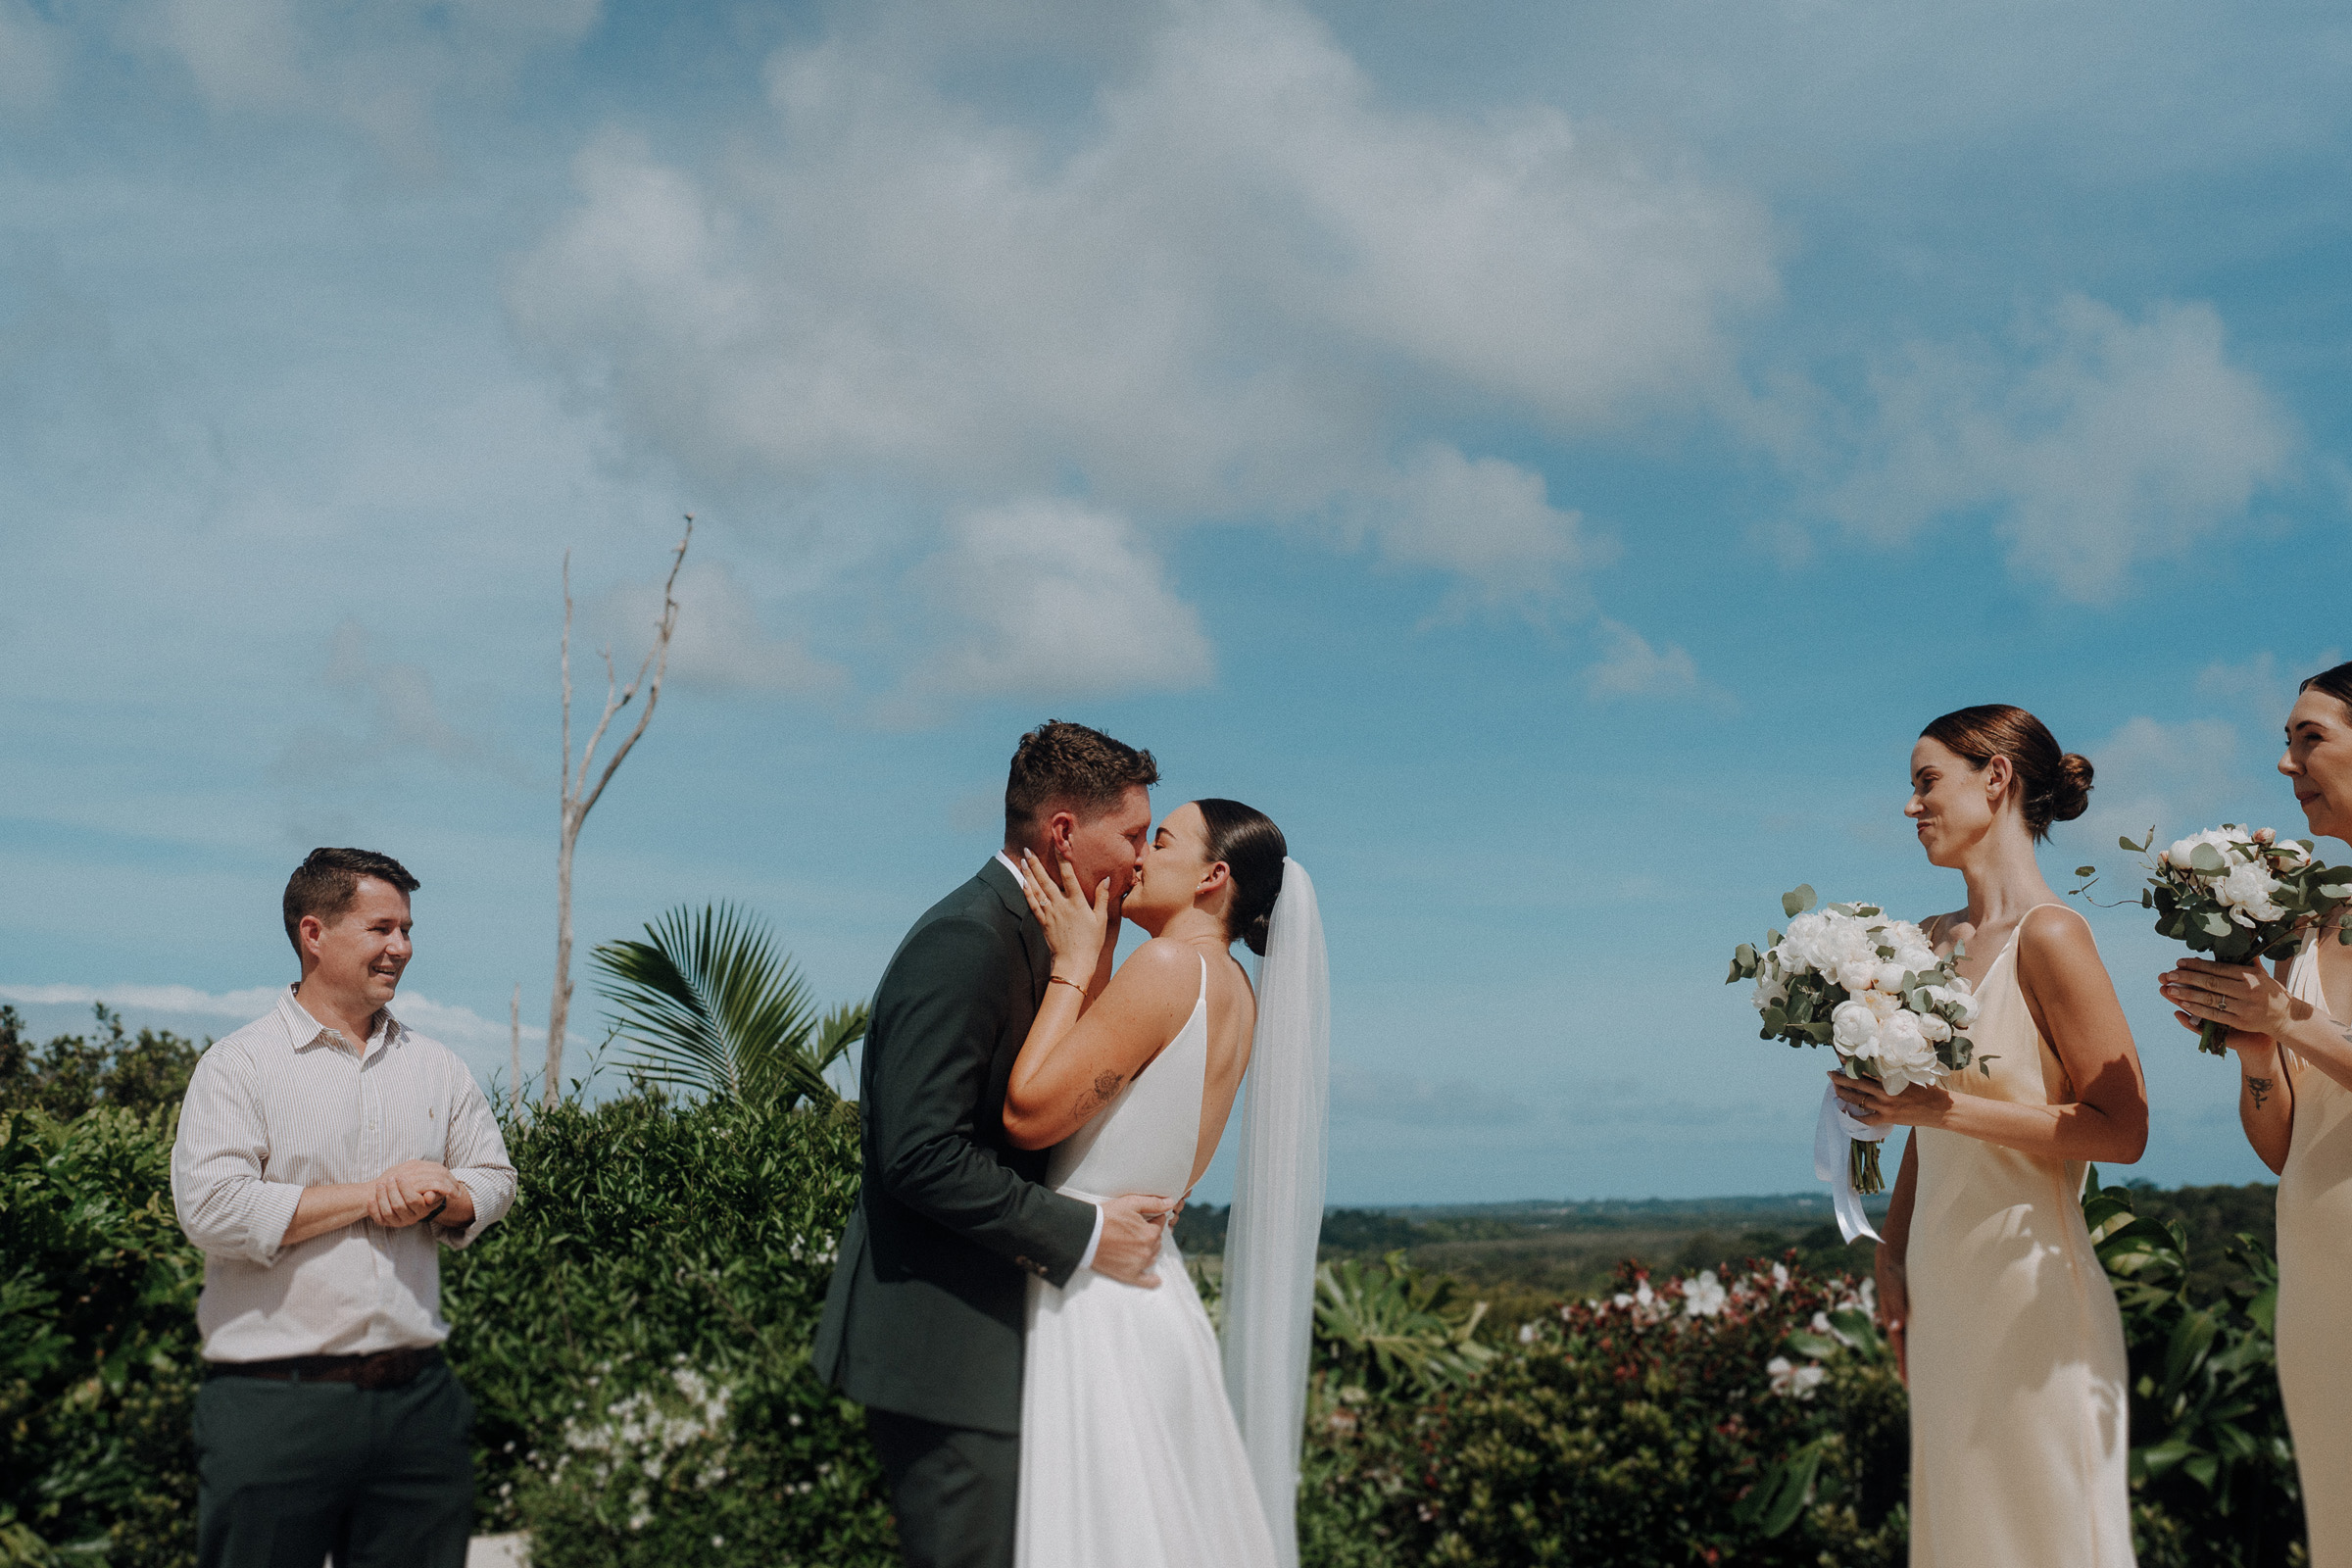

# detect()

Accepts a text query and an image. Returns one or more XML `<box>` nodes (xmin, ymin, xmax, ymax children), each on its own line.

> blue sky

<box><xmin>3</xmin><ymin>0</ymin><xmax>2347</xmax><ymax>1203</ymax></box>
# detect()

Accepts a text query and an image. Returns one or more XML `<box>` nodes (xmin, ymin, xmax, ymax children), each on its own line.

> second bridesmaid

<box><xmin>1838</xmin><ymin>704</ymin><xmax>2147</xmax><ymax>1568</ymax></box>
<box><xmin>2159</xmin><ymin>660</ymin><xmax>2352</xmax><ymax>1568</ymax></box>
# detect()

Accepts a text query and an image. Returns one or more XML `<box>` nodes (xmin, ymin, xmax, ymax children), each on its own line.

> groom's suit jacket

<box><xmin>812</xmin><ymin>857</ymin><xmax>1100</xmax><ymax>1435</ymax></box>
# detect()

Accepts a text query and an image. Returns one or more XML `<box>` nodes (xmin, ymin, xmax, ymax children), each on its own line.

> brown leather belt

<box><xmin>206</xmin><ymin>1346</ymin><xmax>442</xmax><ymax>1391</ymax></box>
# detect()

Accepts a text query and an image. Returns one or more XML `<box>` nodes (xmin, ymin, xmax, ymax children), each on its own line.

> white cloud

<box><xmin>1586</xmin><ymin>617</ymin><xmax>1702</xmax><ymax>702</ymax></box>
<box><xmin>272</xmin><ymin>619</ymin><xmax>514</xmax><ymax>782</ymax></box>
<box><xmin>0</xmin><ymin>0</ymin><xmax>66</xmax><ymax>112</ymax></box>
<box><xmin>0</xmin><ymin>982</ymin><xmax>532</xmax><ymax>1054</ymax></box>
<box><xmin>914</xmin><ymin>498</ymin><xmax>1214</xmax><ymax>701</ymax></box>
<box><xmin>1819</xmin><ymin>295</ymin><xmax>2295</xmax><ymax>602</ymax></box>
<box><xmin>101</xmin><ymin>0</ymin><xmax>599</xmax><ymax>172</ymax></box>
<box><xmin>2195</xmin><ymin>647</ymin><xmax>2343</xmax><ymax>723</ymax></box>
<box><xmin>1373</xmin><ymin>445</ymin><xmax>1612</xmax><ymax>607</ymax></box>
<box><xmin>506</xmin><ymin>0</ymin><xmax>1773</xmax><ymax>609</ymax></box>
<box><xmin>600</xmin><ymin>562</ymin><xmax>844</xmax><ymax>697</ymax></box>
<box><xmin>2071</xmin><ymin>714</ymin><xmax>2251</xmax><ymax>854</ymax></box>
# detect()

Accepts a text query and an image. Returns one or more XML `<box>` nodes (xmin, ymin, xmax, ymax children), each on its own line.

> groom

<box><xmin>814</xmin><ymin>719</ymin><xmax>1176</xmax><ymax>1568</ymax></box>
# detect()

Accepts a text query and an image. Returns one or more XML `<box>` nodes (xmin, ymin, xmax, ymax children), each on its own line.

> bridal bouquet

<box><xmin>1728</xmin><ymin>886</ymin><xmax>1982</xmax><ymax>1201</ymax></box>
<box><xmin>2101</xmin><ymin>825</ymin><xmax>2352</xmax><ymax>1055</ymax></box>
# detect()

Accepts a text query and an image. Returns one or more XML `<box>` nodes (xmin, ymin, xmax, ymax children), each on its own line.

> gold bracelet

<box><xmin>1048</xmin><ymin>975</ymin><xmax>1086</xmax><ymax>994</ymax></box>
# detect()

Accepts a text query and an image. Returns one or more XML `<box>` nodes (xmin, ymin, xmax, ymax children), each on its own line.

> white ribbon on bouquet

<box><xmin>1814</xmin><ymin>1078</ymin><xmax>1887</xmax><ymax>1244</ymax></box>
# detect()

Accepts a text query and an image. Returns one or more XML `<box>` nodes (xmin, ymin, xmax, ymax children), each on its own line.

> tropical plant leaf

<box><xmin>592</xmin><ymin>904</ymin><xmax>865</xmax><ymax>1109</ymax></box>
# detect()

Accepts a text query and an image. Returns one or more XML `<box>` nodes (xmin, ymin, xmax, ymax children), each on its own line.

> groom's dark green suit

<box><xmin>813</xmin><ymin>857</ymin><xmax>1099</xmax><ymax>1567</ymax></box>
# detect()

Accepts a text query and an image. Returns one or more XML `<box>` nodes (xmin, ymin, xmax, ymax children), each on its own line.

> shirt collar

<box><xmin>994</xmin><ymin>850</ymin><xmax>1031</xmax><ymax>890</ymax></box>
<box><xmin>276</xmin><ymin>984</ymin><xmax>401</xmax><ymax>1059</ymax></box>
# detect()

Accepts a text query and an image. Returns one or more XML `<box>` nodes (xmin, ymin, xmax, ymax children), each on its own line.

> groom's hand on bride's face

<box><xmin>1092</xmin><ymin>1193</ymin><xmax>1176</xmax><ymax>1288</ymax></box>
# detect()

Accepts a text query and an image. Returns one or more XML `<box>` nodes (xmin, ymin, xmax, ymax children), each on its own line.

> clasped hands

<box><xmin>369</xmin><ymin>1159</ymin><xmax>465</xmax><ymax>1229</ymax></box>
<box><xmin>2158</xmin><ymin>956</ymin><xmax>2303</xmax><ymax>1051</ymax></box>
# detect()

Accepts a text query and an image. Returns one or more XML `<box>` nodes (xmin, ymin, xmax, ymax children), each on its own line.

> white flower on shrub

<box><xmin>1682</xmin><ymin>1270</ymin><xmax>1728</xmax><ymax>1318</ymax></box>
<box><xmin>548</xmin><ymin>1360</ymin><xmax>738</xmax><ymax>1531</ymax></box>
<box><xmin>1766</xmin><ymin>1356</ymin><xmax>1826</xmax><ymax>1399</ymax></box>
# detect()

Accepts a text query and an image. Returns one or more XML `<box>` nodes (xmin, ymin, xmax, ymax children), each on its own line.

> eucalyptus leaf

<box><xmin>1782</xmin><ymin>885</ymin><xmax>1817</xmax><ymax>918</ymax></box>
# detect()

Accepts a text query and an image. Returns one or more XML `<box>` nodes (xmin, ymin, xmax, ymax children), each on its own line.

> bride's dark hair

<box><xmin>1195</xmin><ymin>799</ymin><xmax>1287</xmax><ymax>956</ymax></box>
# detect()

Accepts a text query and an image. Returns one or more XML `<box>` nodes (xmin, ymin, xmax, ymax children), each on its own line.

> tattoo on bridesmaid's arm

<box><xmin>2247</xmin><ymin>1076</ymin><xmax>2275</xmax><ymax>1110</ymax></box>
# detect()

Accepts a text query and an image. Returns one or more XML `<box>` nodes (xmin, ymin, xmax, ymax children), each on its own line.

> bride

<box><xmin>1000</xmin><ymin>798</ymin><xmax>1327</xmax><ymax>1568</ymax></box>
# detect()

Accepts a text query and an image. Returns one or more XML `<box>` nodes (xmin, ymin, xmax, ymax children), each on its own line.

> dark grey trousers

<box><xmin>866</xmin><ymin>1407</ymin><xmax>1020</xmax><ymax>1568</ymax></box>
<box><xmin>193</xmin><ymin>1358</ymin><xmax>474</xmax><ymax>1568</ymax></box>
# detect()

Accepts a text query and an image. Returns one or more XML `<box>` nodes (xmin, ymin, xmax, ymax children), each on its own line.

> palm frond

<box><xmin>591</xmin><ymin>903</ymin><xmax>858</xmax><ymax>1108</ymax></box>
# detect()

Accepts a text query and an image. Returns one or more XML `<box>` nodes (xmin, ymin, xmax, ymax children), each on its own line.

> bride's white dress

<box><xmin>1014</xmin><ymin>956</ymin><xmax>1281</xmax><ymax>1568</ymax></box>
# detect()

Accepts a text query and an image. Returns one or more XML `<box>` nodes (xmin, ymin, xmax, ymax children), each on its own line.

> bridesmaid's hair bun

<box><xmin>1194</xmin><ymin>798</ymin><xmax>1287</xmax><ymax>956</ymax></box>
<box><xmin>2051</xmin><ymin>753</ymin><xmax>2094</xmax><ymax>825</ymax></box>
<box><xmin>1919</xmin><ymin>705</ymin><xmax>2091</xmax><ymax>843</ymax></box>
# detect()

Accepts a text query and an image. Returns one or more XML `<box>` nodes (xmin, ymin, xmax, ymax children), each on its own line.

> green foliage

<box><xmin>1304</xmin><ymin>1257</ymin><xmax>1908</xmax><ymax>1567</ymax></box>
<box><xmin>445</xmin><ymin>1090</ymin><xmax>899</xmax><ymax>1566</ymax></box>
<box><xmin>1312</xmin><ymin>1251</ymin><xmax>1494</xmax><ymax>1398</ymax></box>
<box><xmin>0</xmin><ymin>1018</ymin><xmax>2317</xmax><ymax>1568</ymax></box>
<box><xmin>0</xmin><ymin>1105</ymin><xmax>202</xmax><ymax>1566</ymax></box>
<box><xmin>0</xmin><ymin>1005</ymin><xmax>205</xmax><ymax>1122</ymax></box>
<box><xmin>590</xmin><ymin>904</ymin><xmax>868</xmax><ymax>1108</ymax></box>
<box><xmin>2085</xmin><ymin>1170</ymin><xmax>2303</xmax><ymax>1567</ymax></box>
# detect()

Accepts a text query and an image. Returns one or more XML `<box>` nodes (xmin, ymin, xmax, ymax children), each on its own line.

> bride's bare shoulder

<box><xmin>1113</xmin><ymin>936</ymin><xmax>1202</xmax><ymax>997</ymax></box>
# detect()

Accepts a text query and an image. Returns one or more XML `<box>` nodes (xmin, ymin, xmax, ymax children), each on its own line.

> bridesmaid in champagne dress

<box><xmin>1834</xmin><ymin>705</ymin><xmax>2148</xmax><ymax>1568</ymax></box>
<box><xmin>2160</xmin><ymin>661</ymin><xmax>2352</xmax><ymax>1568</ymax></box>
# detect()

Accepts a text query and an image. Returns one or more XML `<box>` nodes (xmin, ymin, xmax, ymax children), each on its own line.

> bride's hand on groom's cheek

<box><xmin>1021</xmin><ymin>850</ymin><xmax>1112</xmax><ymax>964</ymax></box>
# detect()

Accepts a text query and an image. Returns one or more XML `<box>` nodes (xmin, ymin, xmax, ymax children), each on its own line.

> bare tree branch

<box><xmin>547</xmin><ymin>515</ymin><xmax>693</xmax><ymax>1103</ymax></box>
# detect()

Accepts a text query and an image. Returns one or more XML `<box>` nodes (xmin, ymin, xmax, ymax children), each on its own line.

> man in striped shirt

<box><xmin>172</xmin><ymin>847</ymin><xmax>516</xmax><ymax>1568</ymax></box>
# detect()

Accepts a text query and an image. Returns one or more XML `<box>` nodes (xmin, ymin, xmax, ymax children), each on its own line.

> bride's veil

<box><xmin>1219</xmin><ymin>857</ymin><xmax>1329</xmax><ymax>1568</ymax></box>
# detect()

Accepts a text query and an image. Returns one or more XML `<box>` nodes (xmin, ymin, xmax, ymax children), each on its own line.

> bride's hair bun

<box><xmin>1194</xmin><ymin>798</ymin><xmax>1287</xmax><ymax>956</ymax></box>
<box><xmin>1919</xmin><ymin>705</ymin><xmax>2091</xmax><ymax>842</ymax></box>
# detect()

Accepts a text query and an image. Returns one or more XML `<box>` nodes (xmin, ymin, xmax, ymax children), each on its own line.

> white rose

<box><xmin>1923</xmin><ymin>983</ymin><xmax>1979</xmax><ymax>1028</ymax></box>
<box><xmin>2170</xmin><ymin>827</ymin><xmax>2252</xmax><ymax>878</ymax></box>
<box><xmin>2218</xmin><ymin>862</ymin><xmax>2285</xmax><ymax>921</ymax></box>
<box><xmin>1831</xmin><ymin>999</ymin><xmax>1882</xmax><ymax>1056</ymax></box>
<box><xmin>1751</xmin><ymin>973</ymin><xmax>1790</xmax><ymax>1014</ymax></box>
<box><xmin>1872</xmin><ymin>1012</ymin><xmax>1942</xmax><ymax>1095</ymax></box>
<box><xmin>1876</xmin><ymin>920</ymin><xmax>1939</xmax><ymax>974</ymax></box>
<box><xmin>1871</xmin><ymin>962</ymin><xmax>1910</xmax><ymax>994</ymax></box>
<box><xmin>1918</xmin><ymin>1010</ymin><xmax>1953</xmax><ymax>1044</ymax></box>
<box><xmin>1683</xmin><ymin>1270</ymin><xmax>1728</xmax><ymax>1318</ymax></box>
<box><xmin>1777</xmin><ymin>912</ymin><xmax>1831</xmax><ymax>974</ymax></box>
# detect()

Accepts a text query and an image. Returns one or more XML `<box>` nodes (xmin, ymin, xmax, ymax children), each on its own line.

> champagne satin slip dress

<box><xmin>1905</xmin><ymin>905</ymin><xmax>2134</xmax><ymax>1567</ymax></box>
<box><xmin>2277</xmin><ymin>933</ymin><xmax>2352</xmax><ymax>1567</ymax></box>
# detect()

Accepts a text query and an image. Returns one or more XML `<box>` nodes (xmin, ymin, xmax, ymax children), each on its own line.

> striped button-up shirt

<box><xmin>171</xmin><ymin>987</ymin><xmax>517</xmax><ymax>1362</ymax></box>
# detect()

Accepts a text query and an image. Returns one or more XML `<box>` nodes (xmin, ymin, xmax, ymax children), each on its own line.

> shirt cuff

<box><xmin>1075</xmin><ymin>1201</ymin><xmax>1106</xmax><ymax>1274</ymax></box>
<box><xmin>243</xmin><ymin>1180</ymin><xmax>308</xmax><ymax>1266</ymax></box>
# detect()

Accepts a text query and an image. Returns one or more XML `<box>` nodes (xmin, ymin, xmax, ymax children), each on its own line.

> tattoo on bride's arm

<box><xmin>1072</xmin><ymin>1069</ymin><xmax>1125</xmax><ymax>1119</ymax></box>
<box><xmin>2247</xmin><ymin>1075</ymin><xmax>2275</xmax><ymax>1110</ymax></box>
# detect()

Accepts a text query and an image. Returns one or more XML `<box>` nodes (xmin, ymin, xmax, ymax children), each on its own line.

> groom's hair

<box><xmin>1004</xmin><ymin>721</ymin><xmax>1159</xmax><ymax>842</ymax></box>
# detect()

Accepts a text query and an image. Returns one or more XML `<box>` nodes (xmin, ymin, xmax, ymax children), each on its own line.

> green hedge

<box><xmin>447</xmin><ymin>1093</ymin><xmax>897</xmax><ymax>1566</ymax></box>
<box><xmin>0</xmin><ymin>1047</ymin><xmax>2313</xmax><ymax>1567</ymax></box>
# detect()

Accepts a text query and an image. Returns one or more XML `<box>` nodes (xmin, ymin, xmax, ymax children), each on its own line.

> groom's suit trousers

<box><xmin>867</xmin><ymin>1409</ymin><xmax>1019</xmax><ymax>1568</ymax></box>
